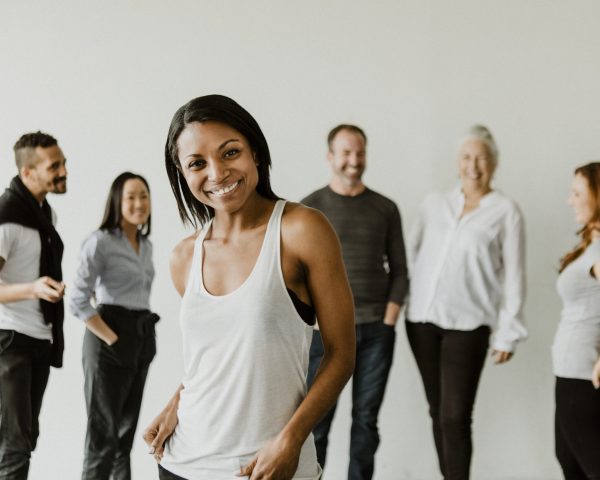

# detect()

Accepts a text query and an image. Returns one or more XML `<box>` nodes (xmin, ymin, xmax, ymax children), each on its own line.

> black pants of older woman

<box><xmin>555</xmin><ymin>377</ymin><xmax>600</xmax><ymax>480</ymax></box>
<box><xmin>406</xmin><ymin>321</ymin><xmax>490</xmax><ymax>480</ymax></box>
<box><xmin>81</xmin><ymin>305</ymin><xmax>157</xmax><ymax>480</ymax></box>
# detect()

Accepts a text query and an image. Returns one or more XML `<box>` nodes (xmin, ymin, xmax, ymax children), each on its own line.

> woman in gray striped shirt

<box><xmin>70</xmin><ymin>172</ymin><xmax>158</xmax><ymax>480</ymax></box>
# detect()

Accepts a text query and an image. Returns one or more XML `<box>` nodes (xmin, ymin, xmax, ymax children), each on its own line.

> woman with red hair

<box><xmin>554</xmin><ymin>162</ymin><xmax>600</xmax><ymax>479</ymax></box>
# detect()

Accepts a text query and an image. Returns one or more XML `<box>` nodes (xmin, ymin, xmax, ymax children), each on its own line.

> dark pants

<box><xmin>0</xmin><ymin>330</ymin><xmax>52</xmax><ymax>480</ymax></box>
<box><xmin>405</xmin><ymin>321</ymin><xmax>490</xmax><ymax>480</ymax></box>
<box><xmin>82</xmin><ymin>305</ymin><xmax>157</xmax><ymax>480</ymax></box>
<box><xmin>555</xmin><ymin>377</ymin><xmax>600</xmax><ymax>480</ymax></box>
<box><xmin>307</xmin><ymin>321</ymin><xmax>395</xmax><ymax>480</ymax></box>
<box><xmin>158</xmin><ymin>465</ymin><xmax>187</xmax><ymax>480</ymax></box>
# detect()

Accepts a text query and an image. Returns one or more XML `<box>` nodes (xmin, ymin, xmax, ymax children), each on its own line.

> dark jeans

<box><xmin>0</xmin><ymin>329</ymin><xmax>52</xmax><ymax>480</ymax></box>
<box><xmin>158</xmin><ymin>465</ymin><xmax>187</xmax><ymax>480</ymax></box>
<box><xmin>405</xmin><ymin>321</ymin><xmax>490</xmax><ymax>480</ymax></box>
<box><xmin>555</xmin><ymin>377</ymin><xmax>600</xmax><ymax>480</ymax></box>
<box><xmin>307</xmin><ymin>321</ymin><xmax>396</xmax><ymax>480</ymax></box>
<box><xmin>82</xmin><ymin>305</ymin><xmax>157</xmax><ymax>480</ymax></box>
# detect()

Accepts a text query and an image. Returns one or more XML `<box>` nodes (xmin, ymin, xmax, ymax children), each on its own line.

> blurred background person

<box><xmin>406</xmin><ymin>125</ymin><xmax>527</xmax><ymax>480</ymax></box>
<box><xmin>70</xmin><ymin>172</ymin><xmax>158</xmax><ymax>480</ymax></box>
<box><xmin>554</xmin><ymin>162</ymin><xmax>600</xmax><ymax>479</ymax></box>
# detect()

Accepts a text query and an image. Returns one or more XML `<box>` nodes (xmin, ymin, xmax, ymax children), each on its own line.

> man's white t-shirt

<box><xmin>0</xmin><ymin>222</ymin><xmax>52</xmax><ymax>340</ymax></box>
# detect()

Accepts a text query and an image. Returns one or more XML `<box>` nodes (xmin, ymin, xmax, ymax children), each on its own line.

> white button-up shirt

<box><xmin>407</xmin><ymin>187</ymin><xmax>527</xmax><ymax>352</ymax></box>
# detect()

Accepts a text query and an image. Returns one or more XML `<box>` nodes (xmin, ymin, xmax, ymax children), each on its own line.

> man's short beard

<box><xmin>52</xmin><ymin>182</ymin><xmax>67</xmax><ymax>194</ymax></box>
<box><xmin>52</xmin><ymin>177</ymin><xmax>67</xmax><ymax>193</ymax></box>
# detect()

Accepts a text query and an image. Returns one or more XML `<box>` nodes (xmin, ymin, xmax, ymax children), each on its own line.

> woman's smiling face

<box><xmin>176</xmin><ymin>121</ymin><xmax>259</xmax><ymax>214</ymax></box>
<box><xmin>457</xmin><ymin>138</ymin><xmax>496</xmax><ymax>193</ymax></box>
<box><xmin>568</xmin><ymin>172</ymin><xmax>596</xmax><ymax>226</ymax></box>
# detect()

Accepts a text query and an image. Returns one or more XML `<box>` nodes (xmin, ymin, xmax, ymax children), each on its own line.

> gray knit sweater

<box><xmin>302</xmin><ymin>186</ymin><xmax>408</xmax><ymax>325</ymax></box>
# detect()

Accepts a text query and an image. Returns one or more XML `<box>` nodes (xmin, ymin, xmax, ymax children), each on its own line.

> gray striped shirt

<box><xmin>69</xmin><ymin>229</ymin><xmax>154</xmax><ymax>322</ymax></box>
<box><xmin>302</xmin><ymin>186</ymin><xmax>408</xmax><ymax>324</ymax></box>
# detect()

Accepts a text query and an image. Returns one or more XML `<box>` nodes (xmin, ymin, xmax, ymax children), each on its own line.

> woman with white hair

<box><xmin>406</xmin><ymin>125</ymin><xmax>527</xmax><ymax>480</ymax></box>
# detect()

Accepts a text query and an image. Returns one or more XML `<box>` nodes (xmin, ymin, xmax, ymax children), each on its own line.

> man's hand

<box><xmin>30</xmin><ymin>277</ymin><xmax>65</xmax><ymax>302</ymax></box>
<box><xmin>382</xmin><ymin>301</ymin><xmax>402</xmax><ymax>328</ymax></box>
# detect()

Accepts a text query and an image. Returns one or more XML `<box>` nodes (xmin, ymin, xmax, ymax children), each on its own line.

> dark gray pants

<box><xmin>82</xmin><ymin>305</ymin><xmax>157</xmax><ymax>480</ymax></box>
<box><xmin>0</xmin><ymin>330</ymin><xmax>52</xmax><ymax>480</ymax></box>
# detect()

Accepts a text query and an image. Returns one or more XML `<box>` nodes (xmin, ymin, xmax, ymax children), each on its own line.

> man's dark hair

<box><xmin>13</xmin><ymin>131</ymin><xmax>58</xmax><ymax>170</ymax></box>
<box><xmin>165</xmin><ymin>94</ymin><xmax>278</xmax><ymax>227</ymax></box>
<box><xmin>327</xmin><ymin>124</ymin><xmax>368</xmax><ymax>152</ymax></box>
<box><xmin>99</xmin><ymin>171</ymin><xmax>151</xmax><ymax>237</ymax></box>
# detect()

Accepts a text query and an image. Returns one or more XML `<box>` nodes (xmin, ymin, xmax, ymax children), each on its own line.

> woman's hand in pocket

<box><xmin>85</xmin><ymin>314</ymin><xmax>118</xmax><ymax>345</ymax></box>
<box><xmin>238</xmin><ymin>432</ymin><xmax>301</xmax><ymax>479</ymax></box>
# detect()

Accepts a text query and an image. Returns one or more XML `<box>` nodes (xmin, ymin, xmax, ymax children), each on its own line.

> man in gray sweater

<box><xmin>303</xmin><ymin>124</ymin><xmax>408</xmax><ymax>480</ymax></box>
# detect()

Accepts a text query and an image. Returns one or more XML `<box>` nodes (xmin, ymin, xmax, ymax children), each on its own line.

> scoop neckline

<box><xmin>198</xmin><ymin>201</ymin><xmax>281</xmax><ymax>299</ymax></box>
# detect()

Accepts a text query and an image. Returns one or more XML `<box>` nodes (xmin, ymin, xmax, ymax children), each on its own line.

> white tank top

<box><xmin>161</xmin><ymin>200</ymin><xmax>321</xmax><ymax>480</ymax></box>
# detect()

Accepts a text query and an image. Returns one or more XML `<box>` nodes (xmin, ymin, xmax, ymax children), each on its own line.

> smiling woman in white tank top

<box><xmin>143</xmin><ymin>95</ymin><xmax>355</xmax><ymax>480</ymax></box>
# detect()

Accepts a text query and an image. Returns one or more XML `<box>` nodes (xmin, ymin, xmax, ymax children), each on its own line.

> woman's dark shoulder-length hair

<box><xmin>99</xmin><ymin>171</ymin><xmax>151</xmax><ymax>237</ymax></box>
<box><xmin>165</xmin><ymin>94</ymin><xmax>279</xmax><ymax>228</ymax></box>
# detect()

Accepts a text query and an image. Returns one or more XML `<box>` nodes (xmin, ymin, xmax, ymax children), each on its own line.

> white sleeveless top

<box><xmin>161</xmin><ymin>200</ymin><xmax>321</xmax><ymax>480</ymax></box>
<box><xmin>553</xmin><ymin>240</ymin><xmax>600</xmax><ymax>380</ymax></box>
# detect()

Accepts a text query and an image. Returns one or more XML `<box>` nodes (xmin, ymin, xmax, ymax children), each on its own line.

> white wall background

<box><xmin>1</xmin><ymin>1</ymin><xmax>600</xmax><ymax>478</ymax></box>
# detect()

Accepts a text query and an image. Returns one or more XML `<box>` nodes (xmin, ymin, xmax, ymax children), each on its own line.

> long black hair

<box><xmin>165</xmin><ymin>94</ymin><xmax>278</xmax><ymax>228</ymax></box>
<box><xmin>99</xmin><ymin>171</ymin><xmax>151</xmax><ymax>237</ymax></box>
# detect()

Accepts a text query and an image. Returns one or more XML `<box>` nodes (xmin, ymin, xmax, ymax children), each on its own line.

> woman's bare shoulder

<box><xmin>170</xmin><ymin>232</ymin><xmax>199</xmax><ymax>269</ymax></box>
<box><xmin>170</xmin><ymin>232</ymin><xmax>201</xmax><ymax>295</ymax></box>
<box><xmin>282</xmin><ymin>201</ymin><xmax>331</xmax><ymax>231</ymax></box>
<box><xmin>281</xmin><ymin>201</ymin><xmax>338</xmax><ymax>251</ymax></box>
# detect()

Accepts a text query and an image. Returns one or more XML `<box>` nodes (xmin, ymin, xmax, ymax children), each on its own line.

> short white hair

<box><xmin>459</xmin><ymin>124</ymin><xmax>499</xmax><ymax>164</ymax></box>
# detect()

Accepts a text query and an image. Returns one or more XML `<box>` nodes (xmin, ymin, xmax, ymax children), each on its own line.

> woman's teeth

<box><xmin>211</xmin><ymin>181</ymin><xmax>239</xmax><ymax>196</ymax></box>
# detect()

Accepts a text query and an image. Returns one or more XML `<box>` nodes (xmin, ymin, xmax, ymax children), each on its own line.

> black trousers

<box><xmin>555</xmin><ymin>377</ymin><xmax>600</xmax><ymax>480</ymax></box>
<box><xmin>405</xmin><ymin>321</ymin><xmax>490</xmax><ymax>480</ymax></box>
<box><xmin>0</xmin><ymin>330</ymin><xmax>52</xmax><ymax>480</ymax></box>
<box><xmin>158</xmin><ymin>464</ymin><xmax>187</xmax><ymax>479</ymax></box>
<box><xmin>81</xmin><ymin>305</ymin><xmax>157</xmax><ymax>480</ymax></box>
<box><xmin>307</xmin><ymin>321</ymin><xmax>396</xmax><ymax>480</ymax></box>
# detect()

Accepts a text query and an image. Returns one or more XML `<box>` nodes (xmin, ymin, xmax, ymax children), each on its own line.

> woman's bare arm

<box><xmin>240</xmin><ymin>204</ymin><xmax>355</xmax><ymax>479</ymax></box>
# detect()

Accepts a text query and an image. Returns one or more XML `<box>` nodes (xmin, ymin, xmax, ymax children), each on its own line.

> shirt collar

<box><xmin>450</xmin><ymin>185</ymin><xmax>499</xmax><ymax>215</ymax></box>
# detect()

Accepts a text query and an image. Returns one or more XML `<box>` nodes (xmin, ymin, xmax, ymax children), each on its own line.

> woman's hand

<box><xmin>84</xmin><ymin>314</ymin><xmax>118</xmax><ymax>345</ymax></box>
<box><xmin>143</xmin><ymin>404</ymin><xmax>179</xmax><ymax>463</ymax></box>
<box><xmin>492</xmin><ymin>349</ymin><xmax>513</xmax><ymax>364</ymax></box>
<box><xmin>592</xmin><ymin>357</ymin><xmax>600</xmax><ymax>389</ymax></box>
<box><xmin>238</xmin><ymin>433</ymin><xmax>301</xmax><ymax>480</ymax></box>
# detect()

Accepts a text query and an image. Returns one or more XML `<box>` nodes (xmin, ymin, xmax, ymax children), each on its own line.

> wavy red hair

<box><xmin>560</xmin><ymin>162</ymin><xmax>600</xmax><ymax>272</ymax></box>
